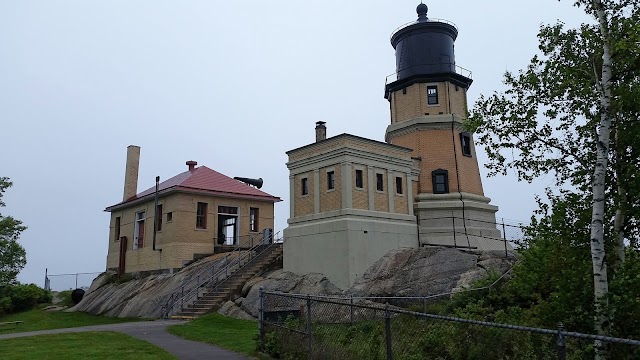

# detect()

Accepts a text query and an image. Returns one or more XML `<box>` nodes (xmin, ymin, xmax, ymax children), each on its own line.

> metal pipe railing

<box><xmin>162</xmin><ymin>230</ymin><xmax>282</xmax><ymax>318</ymax></box>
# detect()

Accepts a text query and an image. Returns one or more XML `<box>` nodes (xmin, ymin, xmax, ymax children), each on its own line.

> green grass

<box><xmin>0</xmin><ymin>308</ymin><xmax>145</xmax><ymax>334</ymax></box>
<box><xmin>0</xmin><ymin>331</ymin><xmax>176</xmax><ymax>360</ymax></box>
<box><xmin>168</xmin><ymin>313</ymin><xmax>268</xmax><ymax>358</ymax></box>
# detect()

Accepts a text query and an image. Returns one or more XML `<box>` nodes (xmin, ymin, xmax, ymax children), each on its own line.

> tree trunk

<box><xmin>590</xmin><ymin>0</ymin><xmax>613</xmax><ymax>358</ymax></box>
<box><xmin>613</xmin><ymin>127</ymin><xmax>627</xmax><ymax>269</ymax></box>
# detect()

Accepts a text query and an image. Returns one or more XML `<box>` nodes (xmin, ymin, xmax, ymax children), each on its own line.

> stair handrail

<box><xmin>205</xmin><ymin>232</ymin><xmax>282</xmax><ymax>297</ymax></box>
<box><xmin>160</xmin><ymin>229</ymin><xmax>267</xmax><ymax>318</ymax></box>
<box><xmin>162</xmin><ymin>230</ymin><xmax>282</xmax><ymax>318</ymax></box>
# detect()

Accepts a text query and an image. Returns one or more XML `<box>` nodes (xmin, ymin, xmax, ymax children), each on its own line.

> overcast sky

<box><xmin>1</xmin><ymin>1</ymin><xmax>590</xmax><ymax>289</ymax></box>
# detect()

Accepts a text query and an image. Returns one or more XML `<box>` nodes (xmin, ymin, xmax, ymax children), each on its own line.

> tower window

<box><xmin>376</xmin><ymin>173</ymin><xmax>384</xmax><ymax>192</ymax></box>
<box><xmin>432</xmin><ymin>169</ymin><xmax>449</xmax><ymax>194</ymax></box>
<box><xmin>301</xmin><ymin>177</ymin><xmax>309</xmax><ymax>196</ymax></box>
<box><xmin>427</xmin><ymin>86</ymin><xmax>438</xmax><ymax>105</ymax></box>
<box><xmin>355</xmin><ymin>169</ymin><xmax>364</xmax><ymax>189</ymax></box>
<box><xmin>395</xmin><ymin>177</ymin><xmax>403</xmax><ymax>195</ymax></box>
<box><xmin>460</xmin><ymin>132</ymin><xmax>472</xmax><ymax>157</ymax></box>
<box><xmin>327</xmin><ymin>171</ymin><xmax>335</xmax><ymax>190</ymax></box>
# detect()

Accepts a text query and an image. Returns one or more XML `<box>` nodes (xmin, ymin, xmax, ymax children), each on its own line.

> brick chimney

<box><xmin>186</xmin><ymin>160</ymin><xmax>197</xmax><ymax>172</ymax></box>
<box><xmin>315</xmin><ymin>121</ymin><xmax>326</xmax><ymax>142</ymax></box>
<box><xmin>123</xmin><ymin>145</ymin><xmax>141</xmax><ymax>201</ymax></box>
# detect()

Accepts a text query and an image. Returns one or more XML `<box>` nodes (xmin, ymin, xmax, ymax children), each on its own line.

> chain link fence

<box><xmin>258</xmin><ymin>291</ymin><xmax>640</xmax><ymax>360</ymax></box>
<box><xmin>44</xmin><ymin>270</ymin><xmax>103</xmax><ymax>291</ymax></box>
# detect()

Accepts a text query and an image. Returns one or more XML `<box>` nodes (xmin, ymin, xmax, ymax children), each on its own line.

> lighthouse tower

<box><xmin>384</xmin><ymin>4</ymin><xmax>504</xmax><ymax>250</ymax></box>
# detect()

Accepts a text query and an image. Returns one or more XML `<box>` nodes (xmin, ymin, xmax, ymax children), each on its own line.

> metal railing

<box><xmin>390</xmin><ymin>18</ymin><xmax>459</xmax><ymax>38</ymax></box>
<box><xmin>385</xmin><ymin>63</ymin><xmax>473</xmax><ymax>86</ymax></box>
<box><xmin>259</xmin><ymin>291</ymin><xmax>640</xmax><ymax>360</ymax></box>
<box><xmin>161</xmin><ymin>230</ymin><xmax>282</xmax><ymax>318</ymax></box>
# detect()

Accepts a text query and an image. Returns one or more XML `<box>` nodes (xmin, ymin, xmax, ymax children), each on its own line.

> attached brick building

<box><xmin>106</xmin><ymin>146</ymin><xmax>280</xmax><ymax>275</ymax></box>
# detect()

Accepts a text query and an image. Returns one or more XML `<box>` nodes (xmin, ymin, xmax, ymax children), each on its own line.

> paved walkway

<box><xmin>0</xmin><ymin>320</ymin><xmax>249</xmax><ymax>360</ymax></box>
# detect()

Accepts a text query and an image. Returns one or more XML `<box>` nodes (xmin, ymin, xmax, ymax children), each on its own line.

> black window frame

<box><xmin>376</xmin><ymin>173</ymin><xmax>384</xmax><ymax>192</ymax></box>
<box><xmin>460</xmin><ymin>132</ymin><xmax>472</xmax><ymax>157</ymax></box>
<box><xmin>395</xmin><ymin>176</ymin><xmax>403</xmax><ymax>195</ymax></box>
<box><xmin>301</xmin><ymin>177</ymin><xmax>309</xmax><ymax>196</ymax></box>
<box><xmin>427</xmin><ymin>85</ymin><xmax>438</xmax><ymax>105</ymax></box>
<box><xmin>250</xmin><ymin>207</ymin><xmax>259</xmax><ymax>232</ymax></box>
<box><xmin>114</xmin><ymin>216</ymin><xmax>121</xmax><ymax>242</ymax></box>
<box><xmin>196</xmin><ymin>202</ymin><xmax>208</xmax><ymax>229</ymax></box>
<box><xmin>432</xmin><ymin>169</ymin><xmax>449</xmax><ymax>194</ymax></box>
<box><xmin>327</xmin><ymin>171</ymin><xmax>335</xmax><ymax>190</ymax></box>
<box><xmin>355</xmin><ymin>169</ymin><xmax>364</xmax><ymax>189</ymax></box>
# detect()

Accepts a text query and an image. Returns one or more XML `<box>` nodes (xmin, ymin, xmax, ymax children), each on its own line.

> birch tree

<box><xmin>467</xmin><ymin>0</ymin><xmax>639</xmax><ymax>354</ymax></box>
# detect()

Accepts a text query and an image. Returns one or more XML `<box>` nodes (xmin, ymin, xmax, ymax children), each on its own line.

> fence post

<box><xmin>423</xmin><ymin>297</ymin><xmax>427</xmax><ymax>314</ymax></box>
<box><xmin>181</xmin><ymin>286</ymin><xmax>184</xmax><ymax>312</ymax></box>
<box><xmin>502</xmin><ymin>217</ymin><xmax>508</xmax><ymax>258</ymax></box>
<box><xmin>556</xmin><ymin>323</ymin><xmax>566</xmax><ymax>360</ymax></box>
<box><xmin>350</xmin><ymin>295</ymin><xmax>354</xmax><ymax>325</ymax></box>
<box><xmin>258</xmin><ymin>288</ymin><xmax>264</xmax><ymax>346</ymax></box>
<box><xmin>385</xmin><ymin>306</ymin><xmax>393</xmax><ymax>360</ymax></box>
<box><xmin>44</xmin><ymin>268</ymin><xmax>48</xmax><ymax>291</ymax></box>
<box><xmin>75</xmin><ymin>273</ymin><xmax>78</xmax><ymax>289</ymax></box>
<box><xmin>306</xmin><ymin>295</ymin><xmax>312</xmax><ymax>360</ymax></box>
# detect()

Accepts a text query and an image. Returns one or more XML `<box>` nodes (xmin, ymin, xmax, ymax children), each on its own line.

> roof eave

<box><xmin>105</xmin><ymin>187</ymin><xmax>281</xmax><ymax>212</ymax></box>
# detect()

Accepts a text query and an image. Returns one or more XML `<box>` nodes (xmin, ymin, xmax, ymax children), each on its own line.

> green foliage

<box><xmin>54</xmin><ymin>289</ymin><xmax>76</xmax><ymax>307</ymax></box>
<box><xmin>0</xmin><ymin>283</ymin><xmax>51</xmax><ymax>315</ymax></box>
<box><xmin>0</xmin><ymin>177</ymin><xmax>27</xmax><ymax>287</ymax></box>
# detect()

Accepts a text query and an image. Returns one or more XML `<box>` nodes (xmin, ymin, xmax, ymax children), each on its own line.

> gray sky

<box><xmin>1</xmin><ymin>1</ymin><xmax>589</xmax><ymax>289</ymax></box>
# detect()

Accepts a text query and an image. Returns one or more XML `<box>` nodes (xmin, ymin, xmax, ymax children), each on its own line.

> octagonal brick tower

<box><xmin>384</xmin><ymin>4</ymin><xmax>506</xmax><ymax>250</ymax></box>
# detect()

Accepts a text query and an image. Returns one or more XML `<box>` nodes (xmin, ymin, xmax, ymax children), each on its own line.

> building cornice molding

<box><xmin>385</xmin><ymin>114</ymin><xmax>468</xmax><ymax>142</ymax></box>
<box><xmin>287</xmin><ymin>147</ymin><xmax>419</xmax><ymax>175</ymax></box>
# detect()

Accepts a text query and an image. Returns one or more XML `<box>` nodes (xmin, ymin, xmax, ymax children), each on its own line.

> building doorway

<box><xmin>134</xmin><ymin>211</ymin><xmax>145</xmax><ymax>249</ymax></box>
<box><xmin>217</xmin><ymin>206</ymin><xmax>238</xmax><ymax>246</ymax></box>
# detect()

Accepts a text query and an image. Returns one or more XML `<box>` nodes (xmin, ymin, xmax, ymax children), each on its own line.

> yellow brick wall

<box><xmin>391</xmin><ymin>129</ymin><xmax>484</xmax><ymax>196</ymax></box>
<box><xmin>393</xmin><ymin>173</ymin><xmax>409</xmax><ymax>215</ymax></box>
<box><xmin>320</xmin><ymin>166</ymin><xmax>341</xmax><ymax>213</ymax></box>
<box><xmin>390</xmin><ymin>82</ymin><xmax>468</xmax><ymax>123</ymax></box>
<box><xmin>293</xmin><ymin>173</ymin><xmax>314</xmax><ymax>217</ymax></box>
<box><xmin>373</xmin><ymin>170</ymin><xmax>389</xmax><ymax>212</ymax></box>
<box><xmin>106</xmin><ymin>192</ymin><xmax>275</xmax><ymax>273</ymax></box>
<box><xmin>352</xmin><ymin>166</ymin><xmax>369</xmax><ymax>210</ymax></box>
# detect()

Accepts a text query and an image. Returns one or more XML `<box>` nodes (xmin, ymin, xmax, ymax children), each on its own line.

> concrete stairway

<box><xmin>171</xmin><ymin>244</ymin><xmax>282</xmax><ymax>319</ymax></box>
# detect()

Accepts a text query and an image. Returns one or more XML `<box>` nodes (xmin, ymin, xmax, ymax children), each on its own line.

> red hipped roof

<box><xmin>106</xmin><ymin>166</ymin><xmax>280</xmax><ymax>211</ymax></box>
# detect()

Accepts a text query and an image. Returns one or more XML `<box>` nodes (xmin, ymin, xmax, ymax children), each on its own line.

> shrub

<box><xmin>0</xmin><ymin>283</ymin><xmax>51</xmax><ymax>315</ymax></box>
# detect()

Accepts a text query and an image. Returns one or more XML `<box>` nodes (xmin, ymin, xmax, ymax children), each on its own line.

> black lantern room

<box><xmin>385</xmin><ymin>4</ymin><xmax>472</xmax><ymax>99</ymax></box>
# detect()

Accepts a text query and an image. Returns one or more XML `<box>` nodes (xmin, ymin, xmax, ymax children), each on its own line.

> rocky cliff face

<box><xmin>72</xmin><ymin>247</ymin><xmax>514</xmax><ymax>319</ymax></box>
<box><xmin>348</xmin><ymin>247</ymin><xmax>515</xmax><ymax>297</ymax></box>
<box><xmin>69</xmin><ymin>254</ymin><xmax>230</xmax><ymax>318</ymax></box>
<box><xmin>218</xmin><ymin>247</ymin><xmax>515</xmax><ymax>320</ymax></box>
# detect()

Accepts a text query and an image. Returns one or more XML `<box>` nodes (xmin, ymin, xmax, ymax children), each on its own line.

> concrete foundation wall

<box><xmin>284</xmin><ymin>211</ymin><xmax>418</xmax><ymax>289</ymax></box>
<box><xmin>415</xmin><ymin>192</ymin><xmax>510</xmax><ymax>251</ymax></box>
